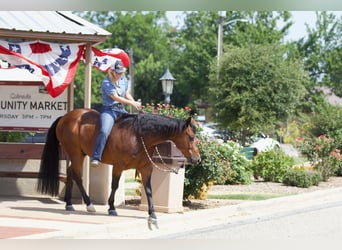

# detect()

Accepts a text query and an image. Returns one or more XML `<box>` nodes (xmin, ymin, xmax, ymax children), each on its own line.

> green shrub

<box><xmin>184</xmin><ymin>136</ymin><xmax>253</xmax><ymax>200</ymax></box>
<box><xmin>251</xmin><ymin>149</ymin><xmax>294</xmax><ymax>182</ymax></box>
<box><xmin>217</xmin><ymin>141</ymin><xmax>253</xmax><ymax>185</ymax></box>
<box><xmin>277</xmin><ymin>119</ymin><xmax>301</xmax><ymax>144</ymax></box>
<box><xmin>296</xmin><ymin>135</ymin><xmax>342</xmax><ymax>181</ymax></box>
<box><xmin>184</xmin><ymin>135</ymin><xmax>225</xmax><ymax>200</ymax></box>
<box><xmin>0</xmin><ymin>131</ymin><xmax>28</xmax><ymax>142</ymax></box>
<box><xmin>283</xmin><ymin>169</ymin><xmax>322</xmax><ymax>188</ymax></box>
<box><xmin>336</xmin><ymin>165</ymin><xmax>342</xmax><ymax>177</ymax></box>
<box><xmin>143</xmin><ymin>103</ymin><xmax>192</xmax><ymax>120</ymax></box>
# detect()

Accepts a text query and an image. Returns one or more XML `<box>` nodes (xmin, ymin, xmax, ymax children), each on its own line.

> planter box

<box><xmin>139</xmin><ymin>141</ymin><xmax>186</xmax><ymax>213</ymax></box>
<box><xmin>0</xmin><ymin>143</ymin><xmax>124</xmax><ymax>205</ymax></box>
<box><xmin>89</xmin><ymin>164</ymin><xmax>125</xmax><ymax>206</ymax></box>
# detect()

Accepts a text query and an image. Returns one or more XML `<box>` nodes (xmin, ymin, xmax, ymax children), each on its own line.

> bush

<box><xmin>296</xmin><ymin>135</ymin><xmax>342</xmax><ymax>181</ymax></box>
<box><xmin>184</xmin><ymin>136</ymin><xmax>253</xmax><ymax>200</ymax></box>
<box><xmin>0</xmin><ymin>131</ymin><xmax>28</xmax><ymax>142</ymax></box>
<box><xmin>143</xmin><ymin>103</ymin><xmax>192</xmax><ymax>120</ymax></box>
<box><xmin>276</xmin><ymin>119</ymin><xmax>301</xmax><ymax>144</ymax></box>
<box><xmin>184</xmin><ymin>135</ymin><xmax>226</xmax><ymax>200</ymax></box>
<box><xmin>251</xmin><ymin>149</ymin><xmax>294</xmax><ymax>182</ymax></box>
<box><xmin>216</xmin><ymin>141</ymin><xmax>253</xmax><ymax>185</ymax></box>
<box><xmin>283</xmin><ymin>169</ymin><xmax>322</xmax><ymax>188</ymax></box>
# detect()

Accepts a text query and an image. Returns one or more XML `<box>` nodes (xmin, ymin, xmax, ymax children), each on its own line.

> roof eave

<box><xmin>0</xmin><ymin>29</ymin><xmax>110</xmax><ymax>44</ymax></box>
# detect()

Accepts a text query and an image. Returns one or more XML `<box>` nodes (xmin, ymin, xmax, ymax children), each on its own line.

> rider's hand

<box><xmin>133</xmin><ymin>100</ymin><xmax>142</xmax><ymax>112</ymax></box>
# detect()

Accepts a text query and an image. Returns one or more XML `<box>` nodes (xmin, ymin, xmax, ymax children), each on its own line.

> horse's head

<box><xmin>133</xmin><ymin>113</ymin><xmax>201</xmax><ymax>165</ymax></box>
<box><xmin>173</xmin><ymin>117</ymin><xmax>201</xmax><ymax>165</ymax></box>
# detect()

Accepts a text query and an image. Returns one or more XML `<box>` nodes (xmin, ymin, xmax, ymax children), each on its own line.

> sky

<box><xmin>166</xmin><ymin>11</ymin><xmax>342</xmax><ymax>42</ymax></box>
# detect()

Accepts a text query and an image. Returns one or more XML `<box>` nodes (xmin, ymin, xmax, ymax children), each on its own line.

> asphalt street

<box><xmin>161</xmin><ymin>199</ymin><xmax>342</xmax><ymax>239</ymax></box>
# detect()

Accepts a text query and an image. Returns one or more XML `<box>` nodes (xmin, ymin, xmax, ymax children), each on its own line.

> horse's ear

<box><xmin>186</xmin><ymin>116</ymin><xmax>192</xmax><ymax>127</ymax></box>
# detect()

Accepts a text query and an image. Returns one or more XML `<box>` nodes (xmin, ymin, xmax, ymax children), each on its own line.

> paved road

<box><xmin>280</xmin><ymin>143</ymin><xmax>300</xmax><ymax>157</ymax></box>
<box><xmin>162</xmin><ymin>199</ymin><xmax>342</xmax><ymax>239</ymax></box>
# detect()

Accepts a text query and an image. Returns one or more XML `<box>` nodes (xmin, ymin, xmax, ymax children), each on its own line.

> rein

<box><xmin>140</xmin><ymin>136</ymin><xmax>181</xmax><ymax>174</ymax></box>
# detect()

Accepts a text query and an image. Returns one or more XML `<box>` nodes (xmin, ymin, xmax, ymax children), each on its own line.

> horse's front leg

<box><xmin>107</xmin><ymin>172</ymin><xmax>122</xmax><ymax>216</ymax></box>
<box><xmin>141</xmin><ymin>169</ymin><xmax>158</xmax><ymax>229</ymax></box>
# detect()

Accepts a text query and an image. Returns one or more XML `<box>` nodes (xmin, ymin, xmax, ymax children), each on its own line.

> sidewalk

<box><xmin>1</xmin><ymin>185</ymin><xmax>342</xmax><ymax>239</ymax></box>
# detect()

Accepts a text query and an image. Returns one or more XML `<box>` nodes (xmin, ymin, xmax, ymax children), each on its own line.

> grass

<box><xmin>125</xmin><ymin>177</ymin><xmax>138</xmax><ymax>183</ymax></box>
<box><xmin>123</xmin><ymin>169</ymin><xmax>291</xmax><ymax>200</ymax></box>
<box><xmin>125</xmin><ymin>169</ymin><xmax>138</xmax><ymax>183</ymax></box>
<box><xmin>125</xmin><ymin>188</ymin><xmax>140</xmax><ymax>196</ymax></box>
<box><xmin>207</xmin><ymin>193</ymin><xmax>287</xmax><ymax>201</ymax></box>
<box><xmin>124</xmin><ymin>169</ymin><xmax>141</xmax><ymax>196</ymax></box>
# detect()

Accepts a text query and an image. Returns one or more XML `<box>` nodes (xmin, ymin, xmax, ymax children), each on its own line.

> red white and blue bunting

<box><xmin>91</xmin><ymin>47</ymin><xmax>130</xmax><ymax>72</ymax></box>
<box><xmin>0</xmin><ymin>40</ymin><xmax>130</xmax><ymax>98</ymax></box>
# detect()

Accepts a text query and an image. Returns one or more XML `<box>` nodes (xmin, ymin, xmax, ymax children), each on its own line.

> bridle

<box><xmin>140</xmin><ymin>136</ymin><xmax>183</xmax><ymax>174</ymax></box>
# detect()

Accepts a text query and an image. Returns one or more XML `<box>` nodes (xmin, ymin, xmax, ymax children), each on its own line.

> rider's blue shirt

<box><xmin>101</xmin><ymin>75</ymin><xmax>129</xmax><ymax>106</ymax></box>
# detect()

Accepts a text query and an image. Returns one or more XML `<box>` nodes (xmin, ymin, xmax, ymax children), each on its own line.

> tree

<box><xmin>232</xmin><ymin>11</ymin><xmax>292</xmax><ymax>46</ymax></box>
<box><xmin>295</xmin><ymin>12</ymin><xmax>342</xmax><ymax>97</ymax></box>
<box><xmin>173</xmin><ymin>11</ymin><xmax>293</xmax><ymax>112</ymax></box>
<box><xmin>209</xmin><ymin>43</ymin><xmax>308</xmax><ymax>145</ymax></box>
<box><xmin>171</xmin><ymin>11</ymin><xmax>219</xmax><ymax>108</ymax></box>
<box><xmin>299</xmin><ymin>99</ymin><xmax>342</xmax><ymax>154</ymax></box>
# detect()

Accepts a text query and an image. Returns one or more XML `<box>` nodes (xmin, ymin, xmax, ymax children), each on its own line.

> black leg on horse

<box><xmin>73</xmin><ymin>170</ymin><xmax>96</xmax><ymax>212</ymax></box>
<box><xmin>107</xmin><ymin>173</ymin><xmax>121</xmax><ymax>216</ymax></box>
<box><xmin>64</xmin><ymin>167</ymin><xmax>75</xmax><ymax>211</ymax></box>
<box><xmin>144</xmin><ymin>175</ymin><xmax>158</xmax><ymax>230</ymax></box>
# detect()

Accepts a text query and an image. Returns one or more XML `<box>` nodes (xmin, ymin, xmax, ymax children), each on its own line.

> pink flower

<box><xmin>330</xmin><ymin>150</ymin><xmax>342</xmax><ymax>160</ymax></box>
<box><xmin>318</xmin><ymin>134</ymin><xmax>331</xmax><ymax>143</ymax></box>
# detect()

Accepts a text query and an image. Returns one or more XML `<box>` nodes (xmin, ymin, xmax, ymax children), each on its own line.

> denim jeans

<box><xmin>91</xmin><ymin>105</ymin><xmax>126</xmax><ymax>161</ymax></box>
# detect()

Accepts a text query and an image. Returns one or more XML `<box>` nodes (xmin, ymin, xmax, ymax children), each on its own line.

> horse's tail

<box><xmin>37</xmin><ymin>116</ymin><xmax>62</xmax><ymax>196</ymax></box>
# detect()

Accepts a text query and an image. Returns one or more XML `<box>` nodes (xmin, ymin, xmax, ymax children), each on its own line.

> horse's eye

<box><xmin>189</xmin><ymin>135</ymin><xmax>195</xmax><ymax>142</ymax></box>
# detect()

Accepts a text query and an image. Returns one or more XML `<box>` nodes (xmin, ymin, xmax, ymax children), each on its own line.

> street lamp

<box><xmin>159</xmin><ymin>68</ymin><xmax>175</xmax><ymax>104</ymax></box>
<box><xmin>217</xmin><ymin>11</ymin><xmax>248</xmax><ymax>66</ymax></box>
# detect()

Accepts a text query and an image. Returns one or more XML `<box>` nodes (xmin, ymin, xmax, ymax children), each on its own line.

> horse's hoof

<box><xmin>65</xmin><ymin>205</ymin><xmax>75</xmax><ymax>211</ymax></box>
<box><xmin>108</xmin><ymin>209</ymin><xmax>118</xmax><ymax>216</ymax></box>
<box><xmin>147</xmin><ymin>216</ymin><xmax>159</xmax><ymax>230</ymax></box>
<box><xmin>86</xmin><ymin>204</ymin><xmax>96</xmax><ymax>212</ymax></box>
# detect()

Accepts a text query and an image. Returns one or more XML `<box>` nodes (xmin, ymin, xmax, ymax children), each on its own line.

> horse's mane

<box><xmin>117</xmin><ymin>113</ymin><xmax>187</xmax><ymax>136</ymax></box>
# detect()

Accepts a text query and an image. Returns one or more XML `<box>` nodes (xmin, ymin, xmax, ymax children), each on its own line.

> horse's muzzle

<box><xmin>189</xmin><ymin>156</ymin><xmax>201</xmax><ymax>165</ymax></box>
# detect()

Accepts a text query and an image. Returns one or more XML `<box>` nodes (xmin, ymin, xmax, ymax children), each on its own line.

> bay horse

<box><xmin>37</xmin><ymin>108</ymin><xmax>201</xmax><ymax>228</ymax></box>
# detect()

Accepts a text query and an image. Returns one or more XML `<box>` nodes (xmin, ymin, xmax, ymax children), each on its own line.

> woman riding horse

<box><xmin>37</xmin><ymin>109</ymin><xmax>201</xmax><ymax>229</ymax></box>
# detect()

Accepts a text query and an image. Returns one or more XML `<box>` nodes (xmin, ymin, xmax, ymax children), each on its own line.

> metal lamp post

<box><xmin>217</xmin><ymin>11</ymin><xmax>248</xmax><ymax>66</ymax></box>
<box><xmin>160</xmin><ymin>68</ymin><xmax>175</xmax><ymax>104</ymax></box>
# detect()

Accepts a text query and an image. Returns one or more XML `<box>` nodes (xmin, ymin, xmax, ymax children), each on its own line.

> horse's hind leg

<box><xmin>107</xmin><ymin>169</ymin><xmax>122</xmax><ymax>216</ymax></box>
<box><xmin>73</xmin><ymin>168</ymin><xmax>96</xmax><ymax>212</ymax></box>
<box><xmin>65</xmin><ymin>155</ymin><xmax>95</xmax><ymax>212</ymax></box>
<box><xmin>64</xmin><ymin>166</ymin><xmax>75</xmax><ymax>211</ymax></box>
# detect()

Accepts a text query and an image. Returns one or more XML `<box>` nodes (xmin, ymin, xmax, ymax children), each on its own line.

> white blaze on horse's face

<box><xmin>175</xmin><ymin>118</ymin><xmax>201</xmax><ymax>165</ymax></box>
<box><xmin>185</xmin><ymin>125</ymin><xmax>201</xmax><ymax>165</ymax></box>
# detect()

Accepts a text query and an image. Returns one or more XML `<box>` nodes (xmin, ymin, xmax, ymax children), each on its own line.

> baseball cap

<box><xmin>112</xmin><ymin>60</ymin><xmax>126</xmax><ymax>73</ymax></box>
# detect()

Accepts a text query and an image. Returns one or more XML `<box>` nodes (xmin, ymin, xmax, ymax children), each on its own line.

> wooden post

<box><xmin>82</xmin><ymin>43</ymin><xmax>92</xmax><ymax>194</ymax></box>
<box><xmin>128</xmin><ymin>48</ymin><xmax>134</xmax><ymax>113</ymax></box>
<box><xmin>68</xmin><ymin>79</ymin><xmax>74</xmax><ymax>112</ymax></box>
